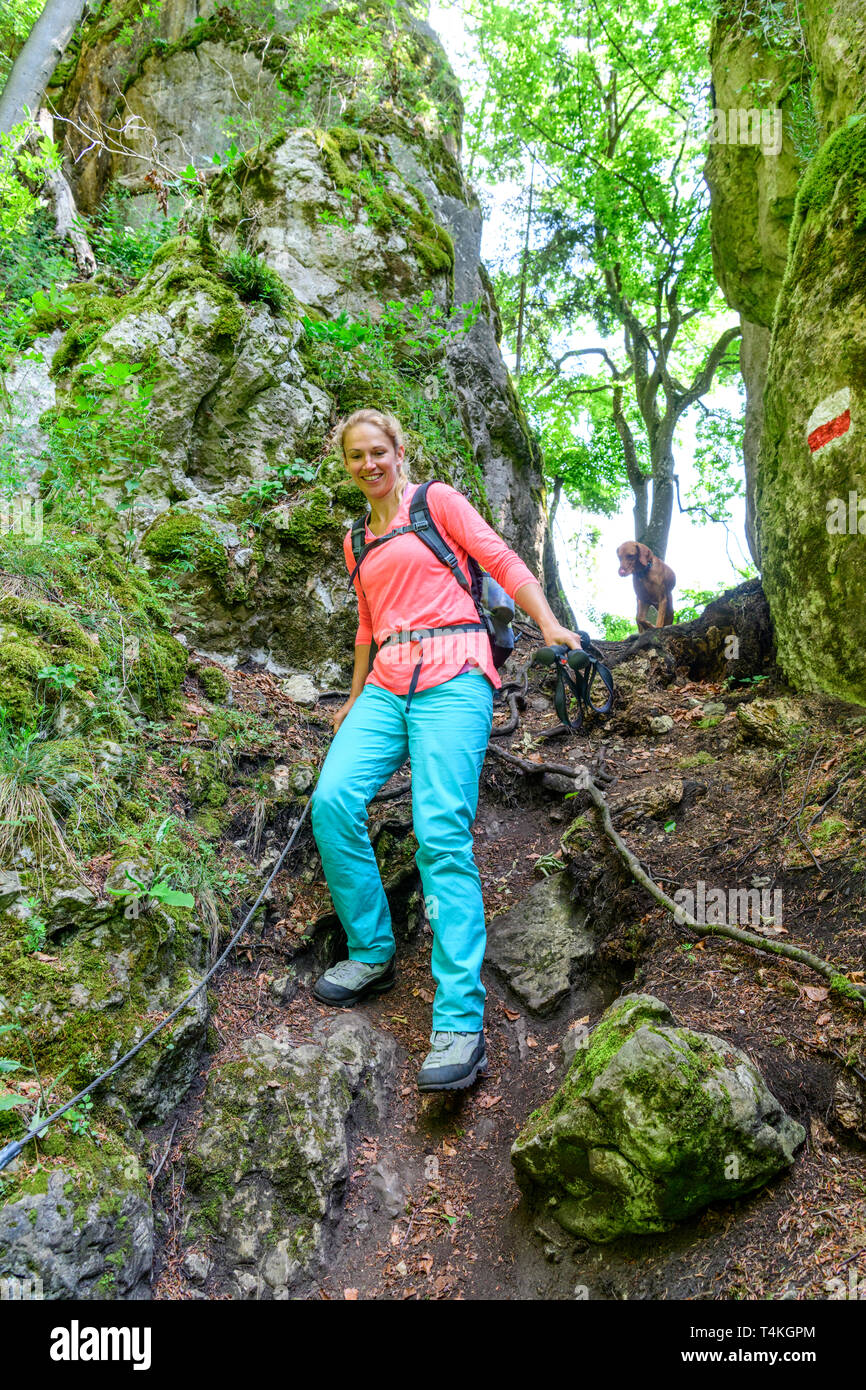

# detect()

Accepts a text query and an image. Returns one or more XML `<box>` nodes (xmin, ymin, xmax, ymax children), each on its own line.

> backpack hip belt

<box><xmin>379</xmin><ymin>621</ymin><xmax>487</xmax><ymax>710</ymax></box>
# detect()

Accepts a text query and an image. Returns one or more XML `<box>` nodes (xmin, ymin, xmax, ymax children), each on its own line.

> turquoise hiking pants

<box><xmin>310</xmin><ymin>667</ymin><xmax>494</xmax><ymax>1031</ymax></box>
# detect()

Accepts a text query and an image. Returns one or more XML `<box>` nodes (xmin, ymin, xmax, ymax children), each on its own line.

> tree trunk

<box><xmin>643</xmin><ymin>433</ymin><xmax>676</xmax><ymax>559</ymax></box>
<box><xmin>514</xmin><ymin>158</ymin><xmax>535</xmax><ymax>381</ymax></box>
<box><xmin>35</xmin><ymin>107</ymin><xmax>96</xmax><ymax>274</ymax></box>
<box><xmin>0</xmin><ymin>0</ymin><xmax>87</xmax><ymax>133</ymax></box>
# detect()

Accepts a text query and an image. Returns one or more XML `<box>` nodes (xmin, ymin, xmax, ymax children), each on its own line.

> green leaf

<box><xmin>664</xmin><ymin>821</ymin><xmax>676</xmax><ymax>833</ymax></box>
<box><xmin>148</xmin><ymin>884</ymin><xmax>195</xmax><ymax>907</ymax></box>
<box><xmin>0</xmin><ymin>1060</ymin><xmax>23</xmax><ymax>1073</ymax></box>
<box><xmin>0</xmin><ymin>1095</ymin><xmax>30</xmax><ymax>1110</ymax></box>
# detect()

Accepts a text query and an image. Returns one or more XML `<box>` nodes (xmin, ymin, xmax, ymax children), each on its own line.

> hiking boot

<box><xmin>417</xmin><ymin>1030</ymin><xmax>487</xmax><ymax>1092</ymax></box>
<box><xmin>312</xmin><ymin>955</ymin><xmax>396</xmax><ymax>1007</ymax></box>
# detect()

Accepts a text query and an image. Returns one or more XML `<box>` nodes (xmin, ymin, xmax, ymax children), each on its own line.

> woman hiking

<box><xmin>310</xmin><ymin>408</ymin><xmax>583</xmax><ymax>1091</ymax></box>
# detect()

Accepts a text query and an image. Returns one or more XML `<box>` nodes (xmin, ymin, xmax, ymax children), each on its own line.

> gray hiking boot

<box><xmin>417</xmin><ymin>1030</ymin><xmax>487</xmax><ymax>1092</ymax></box>
<box><xmin>312</xmin><ymin>955</ymin><xmax>396</xmax><ymax>1007</ymax></box>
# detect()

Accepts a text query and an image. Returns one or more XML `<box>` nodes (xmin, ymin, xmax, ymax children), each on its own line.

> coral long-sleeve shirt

<box><xmin>344</xmin><ymin>480</ymin><xmax>538</xmax><ymax>697</ymax></box>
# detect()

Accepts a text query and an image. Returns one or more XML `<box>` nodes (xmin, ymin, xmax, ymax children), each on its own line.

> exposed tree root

<box><xmin>486</xmin><ymin>743</ymin><xmax>866</xmax><ymax>1006</ymax></box>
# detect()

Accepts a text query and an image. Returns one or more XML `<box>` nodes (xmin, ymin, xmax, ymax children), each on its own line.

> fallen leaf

<box><xmin>802</xmin><ymin>986</ymin><xmax>829</xmax><ymax>1002</ymax></box>
<box><xmin>34</xmin><ymin>952</ymin><xmax>59</xmax><ymax>963</ymax></box>
<box><xmin>344</xmin><ymin>1288</ymin><xmax>359</xmax><ymax>1300</ymax></box>
<box><xmin>442</xmin><ymin>1142</ymin><xmax>456</xmax><ymax>1157</ymax></box>
<box><xmin>526</xmin><ymin>1036</ymin><xmax>538</xmax><ymax>1048</ymax></box>
<box><xmin>816</xmin><ymin>1012</ymin><xmax>832</xmax><ymax>1026</ymax></box>
<box><xmin>502</xmin><ymin>1006</ymin><xmax>522</xmax><ymax>1021</ymax></box>
<box><xmin>477</xmin><ymin>1093</ymin><xmax>502</xmax><ymax>1109</ymax></box>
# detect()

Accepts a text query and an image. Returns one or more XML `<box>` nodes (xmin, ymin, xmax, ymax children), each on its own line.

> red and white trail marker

<box><xmin>807</xmin><ymin>387</ymin><xmax>852</xmax><ymax>454</ymax></box>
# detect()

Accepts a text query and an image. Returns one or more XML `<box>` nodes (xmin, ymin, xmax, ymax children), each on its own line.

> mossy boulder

<box><xmin>0</xmin><ymin>593</ymin><xmax>103</xmax><ymax>725</ymax></box>
<box><xmin>511</xmin><ymin>994</ymin><xmax>805</xmax><ymax>1242</ymax></box>
<box><xmin>46</xmin><ymin>238</ymin><xmax>330</xmax><ymax>537</ymax></box>
<box><xmin>0</xmin><ymin>1128</ymin><xmax>152</xmax><ymax>1299</ymax></box>
<box><xmin>0</xmin><ymin>866</ymin><xmax>208</xmax><ymax>1130</ymax></box>
<box><xmin>486</xmin><ymin>873</ymin><xmax>595</xmax><ymax>1017</ymax></box>
<box><xmin>184</xmin><ymin>1014</ymin><xmax>398</xmax><ymax>1298</ymax></box>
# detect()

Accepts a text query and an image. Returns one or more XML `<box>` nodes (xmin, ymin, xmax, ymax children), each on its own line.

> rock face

<box><xmin>704</xmin><ymin>8</ymin><xmax>802</xmax><ymax>566</ymax></box>
<box><xmin>0</xmin><ymin>1134</ymin><xmax>153</xmax><ymax>1300</ymax></box>
<box><xmin>511</xmin><ymin>994</ymin><xmax>805</xmax><ymax>1242</ymax></box>
<box><xmin>36</xmin><ymin>0</ymin><xmax>571</xmax><ymax>688</ymax></box>
<box><xmin>707</xmin><ymin>0</ymin><xmax>866</xmax><ymax>703</ymax></box>
<box><xmin>184</xmin><ymin>1014</ymin><xmax>399</xmax><ymax>1298</ymax></box>
<box><xmin>486</xmin><ymin>873</ymin><xmax>595</xmax><ymax>1016</ymax></box>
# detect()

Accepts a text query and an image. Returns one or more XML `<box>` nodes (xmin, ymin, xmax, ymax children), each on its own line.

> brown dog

<box><xmin>617</xmin><ymin>541</ymin><xmax>676</xmax><ymax>631</ymax></box>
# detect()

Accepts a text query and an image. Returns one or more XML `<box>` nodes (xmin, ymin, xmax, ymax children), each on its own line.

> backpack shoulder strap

<box><xmin>408</xmin><ymin>481</ymin><xmax>472</xmax><ymax>593</ymax></box>
<box><xmin>347</xmin><ymin>514</ymin><xmax>371</xmax><ymax>589</ymax></box>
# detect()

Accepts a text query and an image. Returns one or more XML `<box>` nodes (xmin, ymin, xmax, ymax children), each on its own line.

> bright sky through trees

<box><xmin>427</xmin><ymin>0</ymin><xmax>751</xmax><ymax>627</ymax></box>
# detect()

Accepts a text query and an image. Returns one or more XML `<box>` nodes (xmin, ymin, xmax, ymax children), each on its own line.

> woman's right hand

<box><xmin>332</xmin><ymin>697</ymin><xmax>356</xmax><ymax>733</ymax></box>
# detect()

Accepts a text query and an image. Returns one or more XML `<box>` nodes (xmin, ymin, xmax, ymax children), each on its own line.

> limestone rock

<box><xmin>184</xmin><ymin>1013</ymin><xmax>399</xmax><ymax>1297</ymax></box>
<box><xmin>486</xmin><ymin>873</ymin><xmax>594</xmax><ymax>1016</ymax></box>
<box><xmin>512</xmin><ymin>994</ymin><xmax>805</xmax><ymax>1242</ymax></box>
<box><xmin>612</xmin><ymin>777</ymin><xmax>684</xmax><ymax>825</ymax></box>
<box><xmin>0</xmin><ymin>1138</ymin><xmax>152</xmax><ymax>1299</ymax></box>
<box><xmin>736</xmin><ymin>698</ymin><xmax>804</xmax><ymax>746</ymax></box>
<box><xmin>648</xmin><ymin>715</ymin><xmax>674</xmax><ymax>735</ymax></box>
<box><xmin>279</xmin><ymin>675</ymin><xmax>319</xmax><ymax>707</ymax></box>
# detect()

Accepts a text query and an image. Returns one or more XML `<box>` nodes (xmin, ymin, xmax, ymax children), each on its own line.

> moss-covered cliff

<box><xmin>707</xmin><ymin>0</ymin><xmax>866</xmax><ymax>703</ymax></box>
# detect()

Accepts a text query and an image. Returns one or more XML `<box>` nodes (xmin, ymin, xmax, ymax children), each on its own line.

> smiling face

<box><xmin>342</xmin><ymin>422</ymin><xmax>405</xmax><ymax>505</ymax></box>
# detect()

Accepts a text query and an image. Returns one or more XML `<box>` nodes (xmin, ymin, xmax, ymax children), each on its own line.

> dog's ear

<box><xmin>636</xmin><ymin>543</ymin><xmax>654</xmax><ymax>566</ymax></box>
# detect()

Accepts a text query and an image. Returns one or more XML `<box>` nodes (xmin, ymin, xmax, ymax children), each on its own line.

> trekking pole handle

<box><xmin>530</xmin><ymin>643</ymin><xmax>591</xmax><ymax>670</ymax></box>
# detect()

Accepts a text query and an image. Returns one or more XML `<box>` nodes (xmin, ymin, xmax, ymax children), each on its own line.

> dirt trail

<box><xmin>148</xmin><ymin>638</ymin><xmax>866</xmax><ymax>1301</ymax></box>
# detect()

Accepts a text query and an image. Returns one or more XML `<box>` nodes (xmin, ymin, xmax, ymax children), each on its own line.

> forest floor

<box><xmin>146</xmin><ymin>635</ymin><xmax>866</xmax><ymax>1301</ymax></box>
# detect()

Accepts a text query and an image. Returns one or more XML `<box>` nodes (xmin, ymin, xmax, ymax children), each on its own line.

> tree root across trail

<box><xmin>486</xmin><ymin>743</ymin><xmax>866</xmax><ymax>1006</ymax></box>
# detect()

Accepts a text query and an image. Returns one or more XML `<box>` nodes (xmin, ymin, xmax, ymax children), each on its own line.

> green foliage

<box><xmin>86</xmin><ymin>192</ymin><xmax>178</xmax><ymax>281</ymax></box>
<box><xmin>0</xmin><ymin>119</ymin><xmax>61</xmax><ymax>247</ymax></box>
<box><xmin>599</xmin><ymin>613</ymin><xmax>639</xmax><ymax>641</ymax></box>
<box><xmin>458</xmin><ymin>0</ymin><xmax>742</xmax><ymax>552</ymax></box>
<box><xmin>105</xmin><ymin>865</ymin><xmax>195</xmax><ymax>910</ymax></box>
<box><xmin>301</xmin><ymin>291</ymin><xmax>485</xmax><ymax>504</ymax></box>
<box><xmin>785</xmin><ymin>71</ymin><xmax>820</xmax><ymax>167</ymax></box>
<box><xmin>41</xmin><ymin>358</ymin><xmax>156</xmax><ymax>555</ymax></box>
<box><xmin>241</xmin><ymin>458</ymin><xmax>316</xmax><ymax>507</ymax></box>
<box><xmin>719</xmin><ymin>0</ymin><xmax>808</xmax><ymax>60</ymax></box>
<box><xmin>0</xmin><ymin>0</ymin><xmax>42</xmax><ymax>90</ymax></box>
<box><xmin>0</xmin><ymin>206</ymin><xmax>75</xmax><ymax>312</ymax></box>
<box><xmin>675</xmin><ymin>583</ymin><xmax>729</xmax><ymax>623</ymax></box>
<box><xmin>219</xmin><ymin>249</ymin><xmax>287</xmax><ymax>310</ymax></box>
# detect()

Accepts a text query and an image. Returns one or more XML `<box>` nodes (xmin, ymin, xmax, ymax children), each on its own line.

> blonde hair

<box><xmin>333</xmin><ymin>409</ymin><xmax>410</xmax><ymax>503</ymax></box>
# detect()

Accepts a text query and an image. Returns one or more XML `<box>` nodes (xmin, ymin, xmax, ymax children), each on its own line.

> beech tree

<box><xmin>458</xmin><ymin>0</ymin><xmax>743</xmax><ymax>558</ymax></box>
<box><xmin>0</xmin><ymin>0</ymin><xmax>86</xmax><ymax>134</ymax></box>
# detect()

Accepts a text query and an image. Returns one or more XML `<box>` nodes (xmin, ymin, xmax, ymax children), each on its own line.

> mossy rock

<box><xmin>132</xmin><ymin>629</ymin><xmax>188</xmax><ymax>717</ymax></box>
<box><xmin>198</xmin><ymin>665</ymin><xmax>231</xmax><ymax>702</ymax></box>
<box><xmin>757</xmin><ymin>117</ymin><xmax>866</xmax><ymax>704</ymax></box>
<box><xmin>0</xmin><ymin>1126</ymin><xmax>153</xmax><ymax>1298</ymax></box>
<box><xmin>512</xmin><ymin>994</ymin><xmax>805</xmax><ymax>1242</ymax></box>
